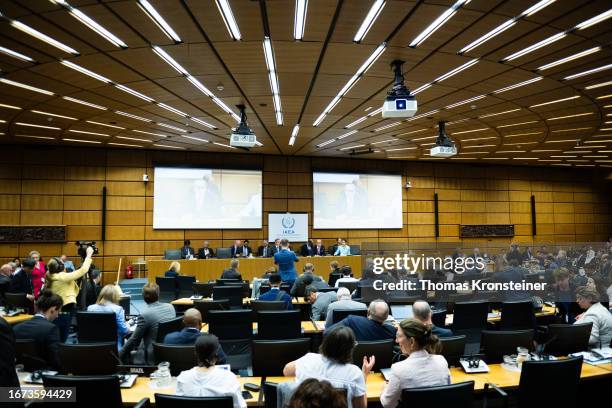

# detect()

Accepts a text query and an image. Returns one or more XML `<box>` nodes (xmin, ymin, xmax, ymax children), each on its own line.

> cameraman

<box><xmin>45</xmin><ymin>246</ymin><xmax>94</xmax><ymax>342</ymax></box>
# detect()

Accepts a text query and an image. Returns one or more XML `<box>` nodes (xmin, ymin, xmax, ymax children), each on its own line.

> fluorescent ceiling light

<box><xmin>16</xmin><ymin>122</ymin><xmax>60</xmax><ymax>130</ymax></box>
<box><xmin>409</xmin><ymin>0</ymin><xmax>471</xmax><ymax>47</ymax></box>
<box><xmin>31</xmin><ymin>110</ymin><xmax>77</xmax><ymax>120</ymax></box>
<box><xmin>157</xmin><ymin>122</ymin><xmax>187</xmax><ymax>133</ymax></box>
<box><xmin>502</xmin><ymin>32</ymin><xmax>566</xmax><ymax>62</ymax></box>
<box><xmin>531</xmin><ymin>149</ymin><xmax>560</xmax><ymax>152</ymax></box>
<box><xmin>446</xmin><ymin>118</ymin><xmax>470</xmax><ymax>126</ymax></box>
<box><xmin>551</xmin><ymin>127</ymin><xmax>591</xmax><ymax>132</ymax></box>
<box><xmin>0</xmin><ymin>46</ymin><xmax>35</xmax><ymax>62</ymax></box>
<box><xmin>371</xmin><ymin>139</ymin><xmax>396</xmax><ymax>145</ymax></box>
<box><xmin>505</xmin><ymin>141</ymin><xmax>537</xmax><ymax>145</ymax></box>
<box><xmin>496</xmin><ymin>121</ymin><xmax>538</xmax><ymax>128</ymax></box>
<box><xmin>504</xmin><ymin>131</ymin><xmax>542</xmax><ymax>138</ymax></box>
<box><xmin>444</xmin><ymin>94</ymin><xmax>485</xmax><ymax>109</ymax></box>
<box><xmin>215</xmin><ymin>0</ymin><xmax>241</xmax><ymax>40</ymax></box>
<box><xmin>137</xmin><ymin>0</ymin><xmax>182</xmax><ymax>42</ymax></box>
<box><xmin>544</xmin><ymin>139</ymin><xmax>578</xmax><ymax>143</ymax></box>
<box><xmin>411</xmin><ymin>83</ymin><xmax>431</xmax><ymax>95</ymax></box>
<box><xmin>213</xmin><ymin>142</ymin><xmax>236</xmax><ymax>149</ymax></box>
<box><xmin>406</xmin><ymin>109</ymin><xmax>439</xmax><ymax>122</ymax></box>
<box><xmin>313</xmin><ymin>43</ymin><xmax>386</xmax><ymax>126</ymax></box>
<box><xmin>537</xmin><ymin>47</ymin><xmax>601</xmax><ymax>71</ymax></box>
<box><xmin>412</xmin><ymin>135</ymin><xmax>437</xmax><ymax>141</ymax></box>
<box><xmin>0</xmin><ymin>103</ymin><xmax>21</xmax><ymax>110</ymax></box>
<box><xmin>154</xmin><ymin>143</ymin><xmax>185</xmax><ymax>149</ymax></box>
<box><xmin>596</xmin><ymin>95</ymin><xmax>612</xmax><ymax>100</ymax></box>
<box><xmin>190</xmin><ymin>117</ymin><xmax>216</xmax><ymax>129</ymax></box>
<box><xmin>294</xmin><ymin>0</ymin><xmax>308</xmax><ymax>40</ymax></box>
<box><xmin>451</xmin><ymin>128</ymin><xmax>488</xmax><ymax>135</ymax></box>
<box><xmin>187</xmin><ymin>76</ymin><xmax>213</xmax><ymax>97</ymax></box>
<box><xmin>434</xmin><ymin>59</ymin><xmax>479</xmax><ymax>83</ymax></box>
<box><xmin>181</xmin><ymin>135</ymin><xmax>209</xmax><ymax>142</ymax></box>
<box><xmin>115</xmin><ymin>111</ymin><xmax>152</xmax><ymax>122</ymax></box>
<box><xmin>117</xmin><ymin>136</ymin><xmax>153</xmax><ymax>143</ymax></box>
<box><xmin>354</xmin><ymin>0</ymin><xmax>385</xmax><ymax>43</ymax></box>
<box><xmin>396</xmin><ymin>128</ymin><xmax>427</xmax><ymax>136</ymax></box>
<box><xmin>493</xmin><ymin>77</ymin><xmax>542</xmax><ymax>94</ymax></box>
<box><xmin>263</xmin><ymin>37</ymin><xmax>283</xmax><ymax>125</ymax></box>
<box><xmin>316</xmin><ymin>139</ymin><xmax>336</xmax><ymax>148</ymax></box>
<box><xmin>564</xmin><ymin>64</ymin><xmax>612</xmax><ymax>81</ymax></box>
<box><xmin>85</xmin><ymin>121</ymin><xmax>125</xmax><ymax>129</ymax></box>
<box><xmin>345</xmin><ymin>116</ymin><xmax>367</xmax><ymax>128</ymax></box>
<box><xmin>546</xmin><ymin>112</ymin><xmax>593</xmax><ymax>121</ymax></box>
<box><xmin>157</xmin><ymin>103</ymin><xmax>188</xmax><ymax>117</ymax></box>
<box><xmin>9</xmin><ymin>19</ymin><xmax>79</xmax><ymax>55</ymax></box>
<box><xmin>386</xmin><ymin>146</ymin><xmax>416</xmax><ymax>151</ymax></box>
<box><xmin>462</xmin><ymin>136</ymin><xmax>497</xmax><ymax>142</ymax></box>
<box><xmin>463</xmin><ymin>144</ymin><xmax>496</xmax><ymax>148</ymax></box>
<box><xmin>108</xmin><ymin>142</ymin><xmax>142</xmax><ymax>147</ymax></box>
<box><xmin>337</xmin><ymin>130</ymin><xmax>357</xmax><ymax>140</ymax></box>
<box><xmin>374</xmin><ymin>121</ymin><xmax>401</xmax><ymax>132</ymax></box>
<box><xmin>585</xmin><ymin>81</ymin><xmax>612</xmax><ymax>90</ymax></box>
<box><xmin>495</xmin><ymin>150</ymin><xmax>525</xmax><ymax>153</ymax></box>
<box><xmin>529</xmin><ymin>95</ymin><xmax>580</xmax><ymax>108</ymax></box>
<box><xmin>114</xmin><ymin>84</ymin><xmax>155</xmax><ymax>102</ymax></box>
<box><xmin>61</xmin><ymin>60</ymin><xmax>111</xmax><ymax>83</ymax></box>
<box><xmin>0</xmin><ymin>78</ymin><xmax>54</xmax><ymax>95</ymax></box>
<box><xmin>584</xmin><ymin>139</ymin><xmax>612</xmax><ymax>143</ymax></box>
<box><xmin>479</xmin><ymin>108</ymin><xmax>521</xmax><ymax>118</ymax></box>
<box><xmin>68</xmin><ymin>129</ymin><xmax>109</xmax><ymax>136</ymax></box>
<box><xmin>575</xmin><ymin>9</ymin><xmax>612</xmax><ymax>30</ymax></box>
<box><xmin>133</xmin><ymin>129</ymin><xmax>166</xmax><ymax>137</ymax></box>
<box><xmin>153</xmin><ymin>46</ymin><xmax>188</xmax><ymax>75</ymax></box>
<box><xmin>289</xmin><ymin>124</ymin><xmax>300</xmax><ymax>146</ymax></box>
<box><xmin>15</xmin><ymin>134</ymin><xmax>55</xmax><ymax>140</ymax></box>
<box><xmin>339</xmin><ymin>144</ymin><xmax>365</xmax><ymax>151</ymax></box>
<box><xmin>62</xmin><ymin>96</ymin><xmax>106</xmax><ymax>110</ymax></box>
<box><xmin>211</xmin><ymin>97</ymin><xmax>241</xmax><ymax>122</ymax></box>
<box><xmin>63</xmin><ymin>138</ymin><xmax>101</xmax><ymax>144</ymax></box>
<box><xmin>50</xmin><ymin>0</ymin><xmax>127</xmax><ymax>48</ymax></box>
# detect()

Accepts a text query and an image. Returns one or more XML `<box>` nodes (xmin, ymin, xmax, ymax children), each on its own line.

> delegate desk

<box><xmin>172</xmin><ymin>297</ymin><xmax>308</xmax><ymax>306</ymax></box>
<box><xmin>200</xmin><ymin>321</ymin><xmax>320</xmax><ymax>335</ymax></box>
<box><xmin>147</xmin><ymin>255</ymin><xmax>362</xmax><ymax>283</ymax></box>
<box><xmin>2</xmin><ymin>314</ymin><xmax>33</xmax><ymax>325</ymax></box>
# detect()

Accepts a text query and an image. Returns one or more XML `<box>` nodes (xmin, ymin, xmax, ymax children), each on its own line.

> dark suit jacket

<box><xmin>180</xmin><ymin>246</ymin><xmax>195</xmax><ymax>259</ymax></box>
<box><xmin>257</xmin><ymin>245</ymin><xmax>272</xmax><ymax>257</ymax></box>
<box><xmin>221</xmin><ymin>268</ymin><xmax>242</xmax><ymax>280</ymax></box>
<box><xmin>328</xmin><ymin>315</ymin><xmax>396</xmax><ymax>342</ymax></box>
<box><xmin>9</xmin><ymin>269</ymin><xmax>34</xmax><ymax>295</ymax></box>
<box><xmin>290</xmin><ymin>273</ymin><xmax>328</xmax><ymax>297</ymax></box>
<box><xmin>197</xmin><ymin>247</ymin><xmax>215</xmax><ymax>259</ymax></box>
<box><xmin>0</xmin><ymin>317</ymin><xmax>19</xmax><ymax>387</ymax></box>
<box><xmin>230</xmin><ymin>245</ymin><xmax>252</xmax><ymax>258</ymax></box>
<box><xmin>163</xmin><ymin>328</ymin><xmax>227</xmax><ymax>363</ymax></box>
<box><xmin>12</xmin><ymin>315</ymin><xmax>60</xmax><ymax>370</ymax></box>
<box><xmin>300</xmin><ymin>244</ymin><xmax>315</xmax><ymax>257</ymax></box>
<box><xmin>314</xmin><ymin>245</ymin><xmax>326</xmax><ymax>256</ymax></box>
<box><xmin>0</xmin><ymin>275</ymin><xmax>11</xmax><ymax>306</ymax></box>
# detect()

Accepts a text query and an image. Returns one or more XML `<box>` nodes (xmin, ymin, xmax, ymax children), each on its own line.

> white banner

<box><xmin>268</xmin><ymin>213</ymin><xmax>308</xmax><ymax>242</ymax></box>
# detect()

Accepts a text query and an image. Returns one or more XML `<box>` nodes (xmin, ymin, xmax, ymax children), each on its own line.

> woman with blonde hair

<box><xmin>165</xmin><ymin>261</ymin><xmax>181</xmax><ymax>278</ymax></box>
<box><xmin>380</xmin><ymin>318</ymin><xmax>450</xmax><ymax>408</ymax></box>
<box><xmin>87</xmin><ymin>284</ymin><xmax>129</xmax><ymax>348</ymax></box>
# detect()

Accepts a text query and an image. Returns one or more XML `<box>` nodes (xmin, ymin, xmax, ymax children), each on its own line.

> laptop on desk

<box><xmin>390</xmin><ymin>305</ymin><xmax>413</xmax><ymax>321</ymax></box>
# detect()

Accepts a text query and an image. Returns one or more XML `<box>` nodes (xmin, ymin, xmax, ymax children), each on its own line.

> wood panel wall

<box><xmin>0</xmin><ymin>144</ymin><xmax>610</xmax><ymax>284</ymax></box>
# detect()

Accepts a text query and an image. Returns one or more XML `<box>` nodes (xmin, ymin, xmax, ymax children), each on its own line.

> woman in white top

<box><xmin>575</xmin><ymin>286</ymin><xmax>612</xmax><ymax>348</ymax></box>
<box><xmin>176</xmin><ymin>334</ymin><xmax>246</xmax><ymax>408</ymax></box>
<box><xmin>284</xmin><ymin>325</ymin><xmax>375</xmax><ymax>408</ymax></box>
<box><xmin>380</xmin><ymin>319</ymin><xmax>450</xmax><ymax>408</ymax></box>
<box><xmin>86</xmin><ymin>284</ymin><xmax>129</xmax><ymax>349</ymax></box>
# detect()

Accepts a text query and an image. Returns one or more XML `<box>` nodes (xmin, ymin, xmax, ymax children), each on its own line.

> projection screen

<box><xmin>153</xmin><ymin>167</ymin><xmax>262</xmax><ymax>229</ymax></box>
<box><xmin>313</xmin><ymin>172</ymin><xmax>403</xmax><ymax>229</ymax></box>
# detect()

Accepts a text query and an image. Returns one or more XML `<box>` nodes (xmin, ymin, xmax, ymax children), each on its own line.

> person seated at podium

<box><xmin>176</xmin><ymin>334</ymin><xmax>246</xmax><ymax>408</ymax></box>
<box><xmin>271</xmin><ymin>238</ymin><xmax>282</xmax><ymax>256</ymax></box>
<box><xmin>165</xmin><ymin>261</ymin><xmax>181</xmax><ymax>278</ymax></box>
<box><xmin>314</xmin><ymin>239</ymin><xmax>326</xmax><ymax>257</ymax></box>
<box><xmin>257</xmin><ymin>239</ymin><xmax>272</xmax><ymax>257</ymax></box>
<box><xmin>333</xmin><ymin>239</ymin><xmax>351</xmax><ymax>256</ymax></box>
<box><xmin>221</xmin><ymin>259</ymin><xmax>242</xmax><ymax>281</ymax></box>
<box><xmin>330</xmin><ymin>238</ymin><xmax>342</xmax><ymax>257</ymax></box>
<box><xmin>180</xmin><ymin>240</ymin><xmax>195</xmax><ymax>259</ymax></box>
<box><xmin>380</xmin><ymin>319</ymin><xmax>449</xmax><ymax>408</ymax></box>
<box><xmin>239</xmin><ymin>240</ymin><xmax>252</xmax><ymax>258</ymax></box>
<box><xmin>258</xmin><ymin>273</ymin><xmax>292</xmax><ymax>309</ymax></box>
<box><xmin>230</xmin><ymin>240</ymin><xmax>249</xmax><ymax>258</ymax></box>
<box><xmin>197</xmin><ymin>241</ymin><xmax>215</xmax><ymax>259</ymax></box>
<box><xmin>300</xmin><ymin>240</ymin><xmax>315</xmax><ymax>257</ymax></box>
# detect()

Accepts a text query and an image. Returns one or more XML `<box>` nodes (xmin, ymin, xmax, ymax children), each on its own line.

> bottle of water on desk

<box><xmin>151</xmin><ymin>361</ymin><xmax>172</xmax><ymax>388</ymax></box>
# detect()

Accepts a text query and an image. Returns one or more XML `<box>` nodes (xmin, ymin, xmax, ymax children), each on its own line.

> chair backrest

<box><xmin>212</xmin><ymin>285</ymin><xmax>243</xmax><ymax>308</ymax></box>
<box><xmin>58</xmin><ymin>342</ymin><xmax>118</xmax><ymax>375</ymax></box>
<box><xmin>43</xmin><ymin>374</ymin><xmax>123</xmax><ymax>408</ymax></box>
<box><xmin>119</xmin><ymin>296</ymin><xmax>130</xmax><ymax>316</ymax></box>
<box><xmin>545</xmin><ymin>323</ymin><xmax>593</xmax><ymax>355</ymax></box>
<box><xmin>256</xmin><ymin>310</ymin><xmax>301</xmax><ymax>340</ymax></box>
<box><xmin>156</xmin><ymin>277</ymin><xmax>178</xmax><ymax>301</ymax></box>
<box><xmin>193</xmin><ymin>299</ymin><xmax>230</xmax><ymax>323</ymax></box>
<box><xmin>176</xmin><ymin>276</ymin><xmax>196</xmax><ymax>296</ymax></box>
<box><xmin>352</xmin><ymin>339</ymin><xmax>394</xmax><ymax>371</ymax></box>
<box><xmin>499</xmin><ymin>301</ymin><xmax>536</xmax><ymax>330</ymax></box>
<box><xmin>518</xmin><ymin>356</ymin><xmax>583</xmax><ymax>407</ymax></box>
<box><xmin>216</xmin><ymin>278</ymin><xmax>241</xmax><ymax>285</ymax></box>
<box><xmin>452</xmin><ymin>301</ymin><xmax>489</xmax><ymax>330</ymax></box>
<box><xmin>14</xmin><ymin>338</ymin><xmax>43</xmax><ymax>371</ymax></box>
<box><xmin>5</xmin><ymin>292</ymin><xmax>32</xmax><ymax>310</ymax></box>
<box><xmin>318</xmin><ymin>287</ymin><xmax>338</xmax><ymax>293</ymax></box>
<box><xmin>164</xmin><ymin>250</ymin><xmax>181</xmax><ymax>260</ymax></box>
<box><xmin>156</xmin><ymin>316</ymin><xmax>184</xmax><ymax>343</ymax></box>
<box><xmin>481</xmin><ymin>330</ymin><xmax>534</xmax><ymax>364</ymax></box>
<box><xmin>207</xmin><ymin>309</ymin><xmax>253</xmax><ymax>340</ymax></box>
<box><xmin>252</xmin><ymin>338</ymin><xmax>311</xmax><ymax>376</ymax></box>
<box><xmin>152</xmin><ymin>343</ymin><xmax>197</xmax><ymax>376</ymax></box>
<box><xmin>155</xmin><ymin>393</ymin><xmax>233</xmax><ymax>408</ymax></box>
<box><xmin>263</xmin><ymin>381</ymin><xmax>278</xmax><ymax>408</ymax></box>
<box><xmin>193</xmin><ymin>282</ymin><xmax>214</xmax><ymax>298</ymax></box>
<box><xmin>337</xmin><ymin>281</ymin><xmax>358</xmax><ymax>293</ymax></box>
<box><xmin>259</xmin><ymin>284</ymin><xmax>271</xmax><ymax>295</ymax></box>
<box><xmin>216</xmin><ymin>248</ymin><xmax>231</xmax><ymax>259</ymax></box>
<box><xmin>250</xmin><ymin>300</ymin><xmax>288</xmax><ymax>312</ymax></box>
<box><xmin>432</xmin><ymin>310</ymin><xmax>447</xmax><ymax>328</ymax></box>
<box><xmin>332</xmin><ymin>308</ymin><xmax>368</xmax><ymax>324</ymax></box>
<box><xmin>439</xmin><ymin>335</ymin><xmax>466</xmax><ymax>367</ymax></box>
<box><xmin>349</xmin><ymin>245</ymin><xmax>361</xmax><ymax>255</ymax></box>
<box><xmin>400</xmin><ymin>381</ymin><xmax>474</xmax><ymax>408</ymax></box>
<box><xmin>76</xmin><ymin>311</ymin><xmax>118</xmax><ymax>343</ymax></box>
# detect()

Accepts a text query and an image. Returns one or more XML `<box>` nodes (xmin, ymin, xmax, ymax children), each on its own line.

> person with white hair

<box><xmin>412</xmin><ymin>300</ymin><xmax>453</xmax><ymax>338</ymax></box>
<box><xmin>326</xmin><ymin>299</ymin><xmax>396</xmax><ymax>341</ymax></box>
<box><xmin>325</xmin><ymin>287</ymin><xmax>367</xmax><ymax>327</ymax></box>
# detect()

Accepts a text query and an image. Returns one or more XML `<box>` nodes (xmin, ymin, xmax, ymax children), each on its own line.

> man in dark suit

<box><xmin>0</xmin><ymin>264</ymin><xmax>12</xmax><ymax>307</ymax></box>
<box><xmin>274</xmin><ymin>239</ymin><xmax>298</xmax><ymax>286</ymax></box>
<box><xmin>270</xmin><ymin>238</ymin><xmax>282</xmax><ymax>256</ymax></box>
<box><xmin>314</xmin><ymin>239</ymin><xmax>326</xmax><ymax>257</ymax></box>
<box><xmin>230</xmin><ymin>240</ymin><xmax>243</xmax><ymax>258</ymax></box>
<box><xmin>291</xmin><ymin>263</ymin><xmax>328</xmax><ymax>297</ymax></box>
<box><xmin>257</xmin><ymin>239</ymin><xmax>272</xmax><ymax>257</ymax></box>
<box><xmin>300</xmin><ymin>240</ymin><xmax>315</xmax><ymax>257</ymax></box>
<box><xmin>163</xmin><ymin>308</ymin><xmax>227</xmax><ymax>363</ymax></box>
<box><xmin>221</xmin><ymin>259</ymin><xmax>242</xmax><ymax>280</ymax></box>
<box><xmin>13</xmin><ymin>290</ymin><xmax>63</xmax><ymax>370</ymax></box>
<box><xmin>180</xmin><ymin>240</ymin><xmax>195</xmax><ymax>259</ymax></box>
<box><xmin>240</xmin><ymin>240</ymin><xmax>252</xmax><ymax>257</ymax></box>
<box><xmin>0</xmin><ymin>316</ymin><xmax>19</xmax><ymax>388</ymax></box>
<box><xmin>9</xmin><ymin>257</ymin><xmax>35</xmax><ymax>306</ymax></box>
<box><xmin>330</xmin><ymin>238</ymin><xmax>342</xmax><ymax>257</ymax></box>
<box><xmin>197</xmin><ymin>241</ymin><xmax>215</xmax><ymax>259</ymax></box>
<box><xmin>120</xmin><ymin>283</ymin><xmax>176</xmax><ymax>364</ymax></box>
<box><xmin>326</xmin><ymin>299</ymin><xmax>396</xmax><ymax>341</ymax></box>
<box><xmin>259</xmin><ymin>273</ymin><xmax>292</xmax><ymax>309</ymax></box>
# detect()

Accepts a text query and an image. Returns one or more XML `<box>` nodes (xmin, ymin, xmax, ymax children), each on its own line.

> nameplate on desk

<box><xmin>117</xmin><ymin>365</ymin><xmax>158</xmax><ymax>376</ymax></box>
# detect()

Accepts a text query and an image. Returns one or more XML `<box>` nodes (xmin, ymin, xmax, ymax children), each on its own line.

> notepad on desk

<box><xmin>571</xmin><ymin>347</ymin><xmax>612</xmax><ymax>365</ymax></box>
<box><xmin>460</xmin><ymin>359</ymin><xmax>489</xmax><ymax>373</ymax></box>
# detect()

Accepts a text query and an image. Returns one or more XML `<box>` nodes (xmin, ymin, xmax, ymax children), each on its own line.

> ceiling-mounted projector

<box><xmin>430</xmin><ymin>121</ymin><xmax>457</xmax><ymax>158</ymax></box>
<box><xmin>230</xmin><ymin>104</ymin><xmax>258</xmax><ymax>148</ymax></box>
<box><xmin>382</xmin><ymin>60</ymin><xmax>417</xmax><ymax>118</ymax></box>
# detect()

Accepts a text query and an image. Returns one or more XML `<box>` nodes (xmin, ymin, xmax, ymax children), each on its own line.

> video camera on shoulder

<box><xmin>76</xmin><ymin>241</ymin><xmax>99</xmax><ymax>259</ymax></box>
